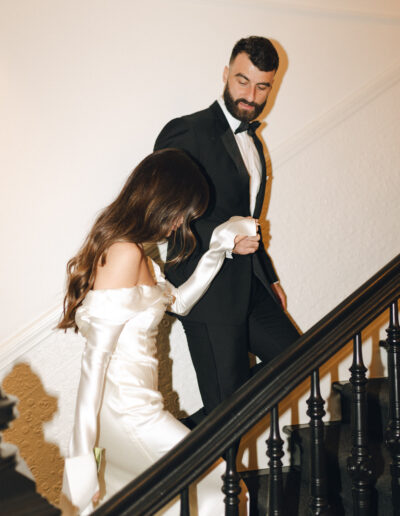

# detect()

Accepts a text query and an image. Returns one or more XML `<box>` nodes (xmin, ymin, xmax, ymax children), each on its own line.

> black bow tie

<box><xmin>234</xmin><ymin>120</ymin><xmax>261</xmax><ymax>136</ymax></box>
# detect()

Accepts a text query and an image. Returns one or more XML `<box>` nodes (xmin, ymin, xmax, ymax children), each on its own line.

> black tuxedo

<box><xmin>155</xmin><ymin>101</ymin><xmax>299</xmax><ymax>413</ymax></box>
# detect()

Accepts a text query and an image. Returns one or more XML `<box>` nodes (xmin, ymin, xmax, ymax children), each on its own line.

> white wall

<box><xmin>1</xmin><ymin>0</ymin><xmax>400</xmax><ymax>469</ymax></box>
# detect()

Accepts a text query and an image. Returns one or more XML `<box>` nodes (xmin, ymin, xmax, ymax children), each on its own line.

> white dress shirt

<box><xmin>217</xmin><ymin>98</ymin><xmax>262</xmax><ymax>216</ymax></box>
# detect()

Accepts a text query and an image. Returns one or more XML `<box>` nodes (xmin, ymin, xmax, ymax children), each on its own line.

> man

<box><xmin>154</xmin><ymin>36</ymin><xmax>300</xmax><ymax>416</ymax></box>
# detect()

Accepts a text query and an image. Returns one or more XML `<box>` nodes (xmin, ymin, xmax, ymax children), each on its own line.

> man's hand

<box><xmin>271</xmin><ymin>282</ymin><xmax>287</xmax><ymax>311</ymax></box>
<box><xmin>233</xmin><ymin>233</ymin><xmax>260</xmax><ymax>255</ymax></box>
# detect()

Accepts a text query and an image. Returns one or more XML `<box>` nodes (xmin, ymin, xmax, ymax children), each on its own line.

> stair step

<box><xmin>0</xmin><ymin>467</ymin><xmax>60</xmax><ymax>515</ymax></box>
<box><xmin>284</xmin><ymin>420</ymin><xmax>394</xmax><ymax>514</ymax></box>
<box><xmin>241</xmin><ymin>467</ymin><xmax>305</xmax><ymax>516</ymax></box>
<box><xmin>0</xmin><ymin>495</ymin><xmax>60</xmax><ymax>516</ymax></box>
<box><xmin>0</xmin><ymin>445</ymin><xmax>60</xmax><ymax>516</ymax></box>
<box><xmin>332</xmin><ymin>377</ymin><xmax>389</xmax><ymax>438</ymax></box>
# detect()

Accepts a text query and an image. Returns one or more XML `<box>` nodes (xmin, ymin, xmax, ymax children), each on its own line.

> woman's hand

<box><xmin>232</xmin><ymin>218</ymin><xmax>260</xmax><ymax>255</ymax></box>
<box><xmin>92</xmin><ymin>490</ymin><xmax>100</xmax><ymax>504</ymax></box>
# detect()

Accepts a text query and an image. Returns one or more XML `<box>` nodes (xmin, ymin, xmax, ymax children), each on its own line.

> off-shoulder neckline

<box><xmin>89</xmin><ymin>258</ymin><xmax>165</xmax><ymax>293</ymax></box>
<box><xmin>89</xmin><ymin>282</ymin><xmax>160</xmax><ymax>294</ymax></box>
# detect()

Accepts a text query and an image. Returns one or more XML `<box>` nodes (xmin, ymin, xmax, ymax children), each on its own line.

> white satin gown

<box><xmin>62</xmin><ymin>217</ymin><xmax>256</xmax><ymax>514</ymax></box>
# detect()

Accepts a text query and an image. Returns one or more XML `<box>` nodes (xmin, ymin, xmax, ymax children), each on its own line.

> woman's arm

<box><xmin>169</xmin><ymin>216</ymin><xmax>258</xmax><ymax>316</ymax></box>
<box><xmin>62</xmin><ymin>317</ymin><xmax>125</xmax><ymax>511</ymax></box>
<box><xmin>63</xmin><ymin>242</ymin><xmax>143</xmax><ymax>511</ymax></box>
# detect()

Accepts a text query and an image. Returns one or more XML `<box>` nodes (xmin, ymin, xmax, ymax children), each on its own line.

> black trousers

<box><xmin>182</xmin><ymin>277</ymin><xmax>300</xmax><ymax>415</ymax></box>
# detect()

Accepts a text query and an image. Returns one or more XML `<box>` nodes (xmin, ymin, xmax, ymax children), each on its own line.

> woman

<box><xmin>58</xmin><ymin>148</ymin><xmax>257</xmax><ymax>514</ymax></box>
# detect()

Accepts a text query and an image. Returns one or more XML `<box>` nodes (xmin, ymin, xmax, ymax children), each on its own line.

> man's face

<box><xmin>223</xmin><ymin>52</ymin><xmax>275</xmax><ymax>122</ymax></box>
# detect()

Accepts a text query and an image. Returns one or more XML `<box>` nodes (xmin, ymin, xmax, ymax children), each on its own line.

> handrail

<box><xmin>93</xmin><ymin>253</ymin><xmax>400</xmax><ymax>515</ymax></box>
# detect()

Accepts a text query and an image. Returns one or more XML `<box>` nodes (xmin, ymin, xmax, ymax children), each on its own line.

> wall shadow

<box><xmin>156</xmin><ymin>313</ymin><xmax>189</xmax><ymax>419</ymax></box>
<box><xmin>258</xmin><ymin>39</ymin><xmax>288</xmax><ymax>252</ymax></box>
<box><xmin>2</xmin><ymin>362</ymin><xmax>64</xmax><ymax>507</ymax></box>
<box><xmin>146</xmin><ymin>242</ymin><xmax>188</xmax><ymax>419</ymax></box>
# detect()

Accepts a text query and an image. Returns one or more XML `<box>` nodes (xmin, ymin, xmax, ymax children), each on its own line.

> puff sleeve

<box><xmin>62</xmin><ymin>309</ymin><xmax>127</xmax><ymax>512</ymax></box>
<box><xmin>169</xmin><ymin>216</ymin><xmax>257</xmax><ymax>315</ymax></box>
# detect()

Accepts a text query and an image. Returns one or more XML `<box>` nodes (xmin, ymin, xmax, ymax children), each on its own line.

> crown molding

<box><xmin>269</xmin><ymin>61</ymin><xmax>400</xmax><ymax>169</ymax></box>
<box><xmin>199</xmin><ymin>0</ymin><xmax>400</xmax><ymax>22</ymax></box>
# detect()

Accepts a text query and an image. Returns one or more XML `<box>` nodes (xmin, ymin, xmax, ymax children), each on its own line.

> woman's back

<box><xmin>74</xmin><ymin>255</ymin><xmax>227</xmax><ymax>515</ymax></box>
<box><xmin>93</xmin><ymin>241</ymin><xmax>155</xmax><ymax>290</ymax></box>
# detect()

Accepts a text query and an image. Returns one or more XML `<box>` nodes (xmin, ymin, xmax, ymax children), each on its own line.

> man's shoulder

<box><xmin>154</xmin><ymin>101</ymin><xmax>225</xmax><ymax>152</ymax></box>
<box><xmin>183</xmin><ymin>103</ymin><xmax>217</xmax><ymax>122</ymax></box>
<box><xmin>166</xmin><ymin>101</ymin><xmax>223</xmax><ymax>131</ymax></box>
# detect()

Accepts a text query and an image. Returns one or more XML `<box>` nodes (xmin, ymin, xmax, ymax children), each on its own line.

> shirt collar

<box><xmin>217</xmin><ymin>97</ymin><xmax>243</xmax><ymax>133</ymax></box>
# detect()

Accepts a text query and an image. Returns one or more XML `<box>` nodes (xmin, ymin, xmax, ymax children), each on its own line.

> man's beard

<box><xmin>223</xmin><ymin>83</ymin><xmax>266</xmax><ymax>122</ymax></box>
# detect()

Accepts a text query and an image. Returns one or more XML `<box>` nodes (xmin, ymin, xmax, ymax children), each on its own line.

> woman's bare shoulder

<box><xmin>106</xmin><ymin>241</ymin><xmax>144</xmax><ymax>261</ymax></box>
<box><xmin>93</xmin><ymin>242</ymin><xmax>144</xmax><ymax>290</ymax></box>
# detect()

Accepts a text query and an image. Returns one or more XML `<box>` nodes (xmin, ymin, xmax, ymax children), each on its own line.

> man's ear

<box><xmin>223</xmin><ymin>65</ymin><xmax>229</xmax><ymax>83</ymax></box>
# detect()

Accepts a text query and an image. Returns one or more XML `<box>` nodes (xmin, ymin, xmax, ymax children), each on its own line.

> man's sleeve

<box><xmin>154</xmin><ymin>117</ymin><xmax>198</xmax><ymax>159</ymax></box>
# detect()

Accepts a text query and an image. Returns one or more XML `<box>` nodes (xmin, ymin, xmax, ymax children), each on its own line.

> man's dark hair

<box><xmin>229</xmin><ymin>36</ymin><xmax>279</xmax><ymax>72</ymax></box>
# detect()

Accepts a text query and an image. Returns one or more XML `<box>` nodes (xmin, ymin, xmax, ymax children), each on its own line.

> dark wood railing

<box><xmin>93</xmin><ymin>253</ymin><xmax>400</xmax><ymax>515</ymax></box>
<box><xmin>0</xmin><ymin>390</ymin><xmax>60</xmax><ymax>514</ymax></box>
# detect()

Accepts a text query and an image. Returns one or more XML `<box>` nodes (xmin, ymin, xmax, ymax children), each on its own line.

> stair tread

<box><xmin>332</xmin><ymin>376</ymin><xmax>390</xmax><ymax>418</ymax></box>
<box><xmin>0</xmin><ymin>465</ymin><xmax>60</xmax><ymax>515</ymax></box>
<box><xmin>285</xmin><ymin>420</ymin><xmax>394</xmax><ymax>513</ymax></box>
<box><xmin>0</xmin><ymin>494</ymin><xmax>60</xmax><ymax>516</ymax></box>
<box><xmin>241</xmin><ymin>468</ymin><xmax>303</xmax><ymax>516</ymax></box>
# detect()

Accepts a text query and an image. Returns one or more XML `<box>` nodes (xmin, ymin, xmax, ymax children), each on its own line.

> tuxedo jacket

<box><xmin>154</xmin><ymin>101</ymin><xmax>279</xmax><ymax>324</ymax></box>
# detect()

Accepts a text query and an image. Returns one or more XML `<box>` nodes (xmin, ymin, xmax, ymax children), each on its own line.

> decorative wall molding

<box><xmin>1</xmin><ymin>61</ymin><xmax>399</xmax><ymax>375</ymax></box>
<box><xmin>202</xmin><ymin>0</ymin><xmax>400</xmax><ymax>22</ymax></box>
<box><xmin>269</xmin><ymin>60</ymin><xmax>400</xmax><ymax>170</ymax></box>
<box><xmin>0</xmin><ymin>244</ymin><xmax>168</xmax><ymax>375</ymax></box>
<box><xmin>0</xmin><ymin>303</ymin><xmax>61</xmax><ymax>376</ymax></box>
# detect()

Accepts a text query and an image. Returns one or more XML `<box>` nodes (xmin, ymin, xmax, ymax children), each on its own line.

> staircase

<box><xmin>330</xmin><ymin>378</ymin><xmax>391</xmax><ymax>513</ymax></box>
<box><xmin>241</xmin><ymin>378</ymin><xmax>395</xmax><ymax>515</ymax></box>
<box><xmin>90</xmin><ymin>253</ymin><xmax>400</xmax><ymax>516</ymax></box>
<box><xmin>1</xmin><ymin>254</ymin><xmax>399</xmax><ymax>515</ymax></box>
<box><xmin>0</xmin><ymin>391</ymin><xmax>60</xmax><ymax>515</ymax></box>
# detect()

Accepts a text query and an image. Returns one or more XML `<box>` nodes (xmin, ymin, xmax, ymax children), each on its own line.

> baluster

<box><xmin>384</xmin><ymin>299</ymin><xmax>400</xmax><ymax>513</ymax></box>
<box><xmin>222</xmin><ymin>445</ymin><xmax>241</xmax><ymax>516</ymax></box>
<box><xmin>347</xmin><ymin>332</ymin><xmax>374</xmax><ymax>515</ymax></box>
<box><xmin>306</xmin><ymin>369</ymin><xmax>330</xmax><ymax>514</ymax></box>
<box><xmin>0</xmin><ymin>386</ymin><xmax>18</xmax><ymax>465</ymax></box>
<box><xmin>180</xmin><ymin>486</ymin><xmax>189</xmax><ymax>516</ymax></box>
<box><xmin>266</xmin><ymin>404</ymin><xmax>284</xmax><ymax>515</ymax></box>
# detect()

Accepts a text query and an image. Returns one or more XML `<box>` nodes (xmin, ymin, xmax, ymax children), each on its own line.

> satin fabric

<box><xmin>62</xmin><ymin>217</ymin><xmax>256</xmax><ymax>514</ymax></box>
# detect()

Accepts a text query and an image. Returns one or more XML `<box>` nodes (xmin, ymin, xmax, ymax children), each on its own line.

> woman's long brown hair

<box><xmin>58</xmin><ymin>148</ymin><xmax>209</xmax><ymax>332</ymax></box>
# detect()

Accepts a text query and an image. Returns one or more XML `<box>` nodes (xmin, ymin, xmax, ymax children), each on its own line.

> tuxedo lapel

<box><xmin>209</xmin><ymin>102</ymin><xmax>251</xmax><ymax>187</ymax></box>
<box><xmin>252</xmin><ymin>133</ymin><xmax>267</xmax><ymax>218</ymax></box>
<box><xmin>208</xmin><ymin>101</ymin><xmax>268</xmax><ymax>218</ymax></box>
<box><xmin>221</xmin><ymin>130</ymin><xmax>251</xmax><ymax>185</ymax></box>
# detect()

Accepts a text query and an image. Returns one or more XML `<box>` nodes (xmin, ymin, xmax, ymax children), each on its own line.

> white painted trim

<box><xmin>0</xmin><ymin>245</ymin><xmax>168</xmax><ymax>372</ymax></box>
<box><xmin>0</xmin><ymin>303</ymin><xmax>61</xmax><ymax>374</ymax></box>
<box><xmin>1</xmin><ymin>61</ymin><xmax>400</xmax><ymax>371</ymax></box>
<box><xmin>269</xmin><ymin>61</ymin><xmax>400</xmax><ymax>169</ymax></box>
<box><xmin>200</xmin><ymin>0</ymin><xmax>400</xmax><ymax>22</ymax></box>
